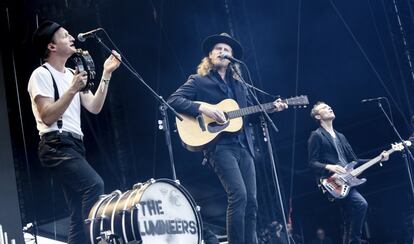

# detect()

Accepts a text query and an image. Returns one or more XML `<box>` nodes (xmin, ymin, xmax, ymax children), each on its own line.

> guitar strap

<box><xmin>41</xmin><ymin>65</ymin><xmax>75</xmax><ymax>132</ymax></box>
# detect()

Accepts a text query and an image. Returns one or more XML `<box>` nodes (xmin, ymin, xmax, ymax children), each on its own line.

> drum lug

<box><xmin>149</xmin><ymin>178</ymin><xmax>156</xmax><ymax>183</ymax></box>
<box><xmin>134</xmin><ymin>203</ymin><xmax>140</xmax><ymax>211</ymax></box>
<box><xmin>196</xmin><ymin>205</ymin><xmax>201</xmax><ymax>212</ymax></box>
<box><xmin>98</xmin><ymin>194</ymin><xmax>107</xmax><ymax>199</ymax></box>
<box><xmin>120</xmin><ymin>209</ymin><xmax>130</xmax><ymax>214</ymax></box>
<box><xmin>99</xmin><ymin>214</ymin><xmax>109</xmax><ymax>220</ymax></box>
<box><xmin>111</xmin><ymin>190</ymin><xmax>122</xmax><ymax>196</ymax></box>
<box><xmin>84</xmin><ymin>218</ymin><xmax>92</xmax><ymax>224</ymax></box>
<box><xmin>133</xmin><ymin>182</ymin><xmax>143</xmax><ymax>189</ymax></box>
<box><xmin>174</xmin><ymin>179</ymin><xmax>181</xmax><ymax>185</ymax></box>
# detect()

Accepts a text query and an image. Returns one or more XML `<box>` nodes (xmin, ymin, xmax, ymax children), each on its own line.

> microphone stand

<box><xmin>377</xmin><ymin>101</ymin><xmax>414</xmax><ymax>201</ymax></box>
<box><xmin>159</xmin><ymin>104</ymin><xmax>177</xmax><ymax>181</ymax></box>
<box><xmin>91</xmin><ymin>34</ymin><xmax>182</xmax><ymax>181</ymax></box>
<box><xmin>230</xmin><ymin>63</ymin><xmax>292</xmax><ymax>244</ymax></box>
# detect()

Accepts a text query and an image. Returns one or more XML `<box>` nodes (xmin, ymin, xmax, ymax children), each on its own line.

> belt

<box><xmin>41</xmin><ymin>131</ymin><xmax>83</xmax><ymax>141</ymax></box>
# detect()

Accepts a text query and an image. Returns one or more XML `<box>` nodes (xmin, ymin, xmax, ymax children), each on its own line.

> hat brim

<box><xmin>202</xmin><ymin>34</ymin><xmax>243</xmax><ymax>59</ymax></box>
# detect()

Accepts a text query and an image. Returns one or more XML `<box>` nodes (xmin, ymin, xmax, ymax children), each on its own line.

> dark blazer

<box><xmin>167</xmin><ymin>71</ymin><xmax>256</xmax><ymax>156</ymax></box>
<box><xmin>308</xmin><ymin>127</ymin><xmax>363</xmax><ymax>178</ymax></box>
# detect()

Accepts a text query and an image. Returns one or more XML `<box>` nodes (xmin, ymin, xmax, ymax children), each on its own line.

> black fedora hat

<box><xmin>202</xmin><ymin>33</ymin><xmax>243</xmax><ymax>59</ymax></box>
<box><xmin>32</xmin><ymin>20</ymin><xmax>62</xmax><ymax>58</ymax></box>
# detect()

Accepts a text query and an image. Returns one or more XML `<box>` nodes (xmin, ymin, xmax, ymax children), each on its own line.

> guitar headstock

<box><xmin>285</xmin><ymin>95</ymin><xmax>309</xmax><ymax>108</ymax></box>
<box><xmin>391</xmin><ymin>140</ymin><xmax>412</xmax><ymax>151</ymax></box>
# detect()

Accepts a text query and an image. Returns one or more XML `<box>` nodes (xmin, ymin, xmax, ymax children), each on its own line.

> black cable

<box><xmin>100</xmin><ymin>29</ymin><xmax>142</xmax><ymax>80</ymax></box>
<box><xmin>391</xmin><ymin>0</ymin><xmax>414</xmax><ymax>115</ymax></box>
<box><xmin>328</xmin><ymin>0</ymin><xmax>411</xmax><ymax>128</ymax></box>
<box><xmin>367</xmin><ymin>0</ymin><xmax>401</xmax><ymax>104</ymax></box>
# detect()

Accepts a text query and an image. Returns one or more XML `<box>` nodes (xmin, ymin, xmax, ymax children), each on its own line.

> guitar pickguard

<box><xmin>207</xmin><ymin>120</ymin><xmax>230</xmax><ymax>133</ymax></box>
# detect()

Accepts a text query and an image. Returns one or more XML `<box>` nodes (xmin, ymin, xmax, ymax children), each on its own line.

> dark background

<box><xmin>1</xmin><ymin>0</ymin><xmax>414</xmax><ymax>243</ymax></box>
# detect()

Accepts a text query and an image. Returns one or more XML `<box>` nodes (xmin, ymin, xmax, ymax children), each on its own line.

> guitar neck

<box><xmin>227</xmin><ymin>102</ymin><xmax>275</xmax><ymax>119</ymax></box>
<box><xmin>351</xmin><ymin>148</ymin><xmax>396</xmax><ymax>176</ymax></box>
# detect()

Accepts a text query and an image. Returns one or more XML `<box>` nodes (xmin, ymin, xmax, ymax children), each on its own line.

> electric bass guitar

<box><xmin>175</xmin><ymin>95</ymin><xmax>309</xmax><ymax>151</ymax></box>
<box><xmin>319</xmin><ymin>140</ymin><xmax>412</xmax><ymax>199</ymax></box>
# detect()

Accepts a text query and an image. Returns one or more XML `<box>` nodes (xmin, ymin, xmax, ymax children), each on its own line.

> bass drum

<box><xmin>87</xmin><ymin>178</ymin><xmax>203</xmax><ymax>244</ymax></box>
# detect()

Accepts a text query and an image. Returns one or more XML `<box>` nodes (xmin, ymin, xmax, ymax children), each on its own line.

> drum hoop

<box><xmin>88</xmin><ymin>195</ymin><xmax>108</xmax><ymax>244</ymax></box>
<box><xmin>157</xmin><ymin>178</ymin><xmax>203</xmax><ymax>243</ymax></box>
<box><xmin>130</xmin><ymin>179</ymin><xmax>155</xmax><ymax>240</ymax></box>
<box><xmin>99</xmin><ymin>191</ymin><xmax>121</xmax><ymax>237</ymax></box>
<box><xmin>121</xmin><ymin>189</ymin><xmax>139</xmax><ymax>242</ymax></box>
<box><xmin>110</xmin><ymin>190</ymin><xmax>131</xmax><ymax>238</ymax></box>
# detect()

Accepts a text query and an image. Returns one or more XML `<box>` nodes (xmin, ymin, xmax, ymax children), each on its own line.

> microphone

<box><xmin>218</xmin><ymin>53</ymin><xmax>242</xmax><ymax>63</ymax></box>
<box><xmin>361</xmin><ymin>97</ymin><xmax>386</xmax><ymax>103</ymax></box>
<box><xmin>77</xmin><ymin>28</ymin><xmax>103</xmax><ymax>42</ymax></box>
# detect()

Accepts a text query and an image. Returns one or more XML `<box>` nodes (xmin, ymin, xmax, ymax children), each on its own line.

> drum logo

<box><xmin>169</xmin><ymin>190</ymin><xmax>182</xmax><ymax>207</ymax></box>
<box><xmin>138</xmin><ymin>199</ymin><xmax>197</xmax><ymax>237</ymax></box>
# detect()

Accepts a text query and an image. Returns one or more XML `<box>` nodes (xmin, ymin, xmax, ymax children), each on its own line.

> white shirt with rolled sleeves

<box><xmin>27</xmin><ymin>62</ymin><xmax>83</xmax><ymax>136</ymax></box>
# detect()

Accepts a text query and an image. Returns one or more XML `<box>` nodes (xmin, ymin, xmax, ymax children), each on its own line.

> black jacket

<box><xmin>308</xmin><ymin>127</ymin><xmax>364</xmax><ymax>178</ymax></box>
<box><xmin>167</xmin><ymin>71</ymin><xmax>256</xmax><ymax>156</ymax></box>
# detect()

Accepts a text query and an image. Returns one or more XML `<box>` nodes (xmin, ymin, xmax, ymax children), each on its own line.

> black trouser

<box><xmin>38</xmin><ymin>132</ymin><xmax>104</xmax><ymax>244</ymax></box>
<box><xmin>340</xmin><ymin>189</ymin><xmax>368</xmax><ymax>244</ymax></box>
<box><xmin>209</xmin><ymin>144</ymin><xmax>258</xmax><ymax>244</ymax></box>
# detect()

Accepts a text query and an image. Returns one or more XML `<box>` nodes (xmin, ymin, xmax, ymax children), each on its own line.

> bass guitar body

<box><xmin>319</xmin><ymin>161</ymin><xmax>367</xmax><ymax>199</ymax></box>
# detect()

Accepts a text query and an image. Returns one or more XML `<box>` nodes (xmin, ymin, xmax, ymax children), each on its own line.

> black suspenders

<box><xmin>41</xmin><ymin>65</ymin><xmax>63</xmax><ymax>132</ymax></box>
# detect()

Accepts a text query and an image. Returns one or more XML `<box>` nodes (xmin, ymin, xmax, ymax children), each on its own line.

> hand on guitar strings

<box><xmin>325</xmin><ymin>164</ymin><xmax>347</xmax><ymax>174</ymax></box>
<box><xmin>198</xmin><ymin>104</ymin><xmax>227</xmax><ymax>124</ymax></box>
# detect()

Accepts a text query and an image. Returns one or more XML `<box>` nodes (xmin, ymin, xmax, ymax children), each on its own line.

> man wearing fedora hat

<box><xmin>168</xmin><ymin>33</ymin><xmax>288</xmax><ymax>244</ymax></box>
<box><xmin>28</xmin><ymin>20</ymin><xmax>121</xmax><ymax>243</ymax></box>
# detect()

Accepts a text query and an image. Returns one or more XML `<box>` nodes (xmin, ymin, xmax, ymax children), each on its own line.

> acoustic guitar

<box><xmin>175</xmin><ymin>95</ymin><xmax>309</xmax><ymax>151</ymax></box>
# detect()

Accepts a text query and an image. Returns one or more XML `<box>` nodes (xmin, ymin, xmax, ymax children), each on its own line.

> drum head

<box><xmin>136</xmin><ymin>180</ymin><xmax>201</xmax><ymax>244</ymax></box>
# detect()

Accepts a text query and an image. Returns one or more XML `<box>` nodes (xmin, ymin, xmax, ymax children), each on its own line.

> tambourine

<box><xmin>72</xmin><ymin>48</ymin><xmax>96</xmax><ymax>92</ymax></box>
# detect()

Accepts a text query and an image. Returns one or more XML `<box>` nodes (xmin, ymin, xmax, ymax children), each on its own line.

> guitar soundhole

<box><xmin>207</xmin><ymin>113</ymin><xmax>230</xmax><ymax>133</ymax></box>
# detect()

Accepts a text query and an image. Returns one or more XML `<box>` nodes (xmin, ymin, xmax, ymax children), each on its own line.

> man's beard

<box><xmin>212</xmin><ymin>59</ymin><xmax>229</xmax><ymax>69</ymax></box>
